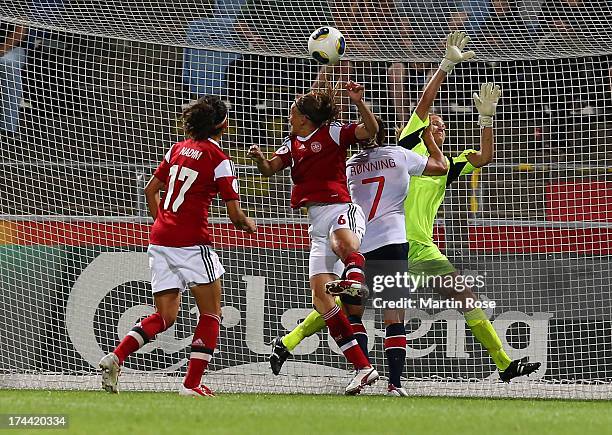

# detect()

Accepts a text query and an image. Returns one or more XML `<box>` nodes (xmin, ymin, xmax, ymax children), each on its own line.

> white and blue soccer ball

<box><xmin>308</xmin><ymin>26</ymin><xmax>346</xmax><ymax>65</ymax></box>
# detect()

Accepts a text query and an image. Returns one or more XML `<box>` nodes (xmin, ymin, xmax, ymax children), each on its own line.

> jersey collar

<box><xmin>296</xmin><ymin>126</ymin><xmax>320</xmax><ymax>142</ymax></box>
<box><xmin>208</xmin><ymin>138</ymin><xmax>222</xmax><ymax>148</ymax></box>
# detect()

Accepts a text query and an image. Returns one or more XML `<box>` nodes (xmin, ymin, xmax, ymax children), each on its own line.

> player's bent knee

<box><xmin>331</xmin><ymin>229</ymin><xmax>359</xmax><ymax>259</ymax></box>
<box><xmin>312</xmin><ymin>293</ymin><xmax>335</xmax><ymax>314</ymax></box>
<box><xmin>331</xmin><ymin>239</ymin><xmax>352</xmax><ymax>259</ymax></box>
<box><xmin>460</xmin><ymin>288</ymin><xmax>477</xmax><ymax>299</ymax></box>
<box><xmin>434</xmin><ymin>285</ymin><xmax>456</xmax><ymax>300</ymax></box>
<box><xmin>383</xmin><ymin>309</ymin><xmax>404</xmax><ymax>325</ymax></box>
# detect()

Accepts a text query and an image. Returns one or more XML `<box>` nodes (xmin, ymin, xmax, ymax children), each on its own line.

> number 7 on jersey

<box><xmin>362</xmin><ymin>176</ymin><xmax>385</xmax><ymax>221</ymax></box>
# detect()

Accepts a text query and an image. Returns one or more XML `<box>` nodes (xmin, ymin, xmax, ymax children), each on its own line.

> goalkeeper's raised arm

<box><xmin>466</xmin><ymin>82</ymin><xmax>502</xmax><ymax>168</ymax></box>
<box><xmin>414</xmin><ymin>31</ymin><xmax>475</xmax><ymax>122</ymax></box>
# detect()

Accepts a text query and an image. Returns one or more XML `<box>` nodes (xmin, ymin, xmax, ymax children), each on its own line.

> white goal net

<box><xmin>0</xmin><ymin>0</ymin><xmax>611</xmax><ymax>399</ymax></box>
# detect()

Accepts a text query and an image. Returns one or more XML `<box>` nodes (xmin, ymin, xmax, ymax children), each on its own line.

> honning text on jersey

<box><xmin>348</xmin><ymin>158</ymin><xmax>396</xmax><ymax>176</ymax></box>
<box><xmin>179</xmin><ymin>147</ymin><xmax>203</xmax><ymax>160</ymax></box>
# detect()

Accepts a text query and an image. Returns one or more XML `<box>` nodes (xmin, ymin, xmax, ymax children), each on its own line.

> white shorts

<box><xmin>147</xmin><ymin>244</ymin><xmax>225</xmax><ymax>294</ymax></box>
<box><xmin>307</xmin><ymin>203</ymin><xmax>366</xmax><ymax>278</ymax></box>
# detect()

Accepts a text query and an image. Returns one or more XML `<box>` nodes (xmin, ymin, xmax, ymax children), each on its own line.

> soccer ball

<box><xmin>308</xmin><ymin>26</ymin><xmax>346</xmax><ymax>65</ymax></box>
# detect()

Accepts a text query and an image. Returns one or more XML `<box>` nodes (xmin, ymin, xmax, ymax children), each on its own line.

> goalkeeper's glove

<box><xmin>440</xmin><ymin>31</ymin><xmax>475</xmax><ymax>73</ymax></box>
<box><xmin>473</xmin><ymin>82</ymin><xmax>502</xmax><ymax>127</ymax></box>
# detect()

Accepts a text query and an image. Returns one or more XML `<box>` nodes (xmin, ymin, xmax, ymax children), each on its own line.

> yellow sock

<box><xmin>281</xmin><ymin>310</ymin><xmax>326</xmax><ymax>351</ymax></box>
<box><xmin>464</xmin><ymin>307</ymin><xmax>512</xmax><ymax>371</ymax></box>
<box><xmin>281</xmin><ymin>298</ymin><xmax>342</xmax><ymax>352</ymax></box>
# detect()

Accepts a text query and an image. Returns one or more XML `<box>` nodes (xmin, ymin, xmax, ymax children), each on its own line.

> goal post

<box><xmin>0</xmin><ymin>1</ymin><xmax>611</xmax><ymax>399</ymax></box>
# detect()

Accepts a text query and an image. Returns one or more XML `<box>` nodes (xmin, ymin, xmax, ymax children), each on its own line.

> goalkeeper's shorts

<box><xmin>408</xmin><ymin>242</ymin><xmax>456</xmax><ymax>288</ymax></box>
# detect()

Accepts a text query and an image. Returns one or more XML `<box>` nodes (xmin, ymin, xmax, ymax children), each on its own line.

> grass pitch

<box><xmin>0</xmin><ymin>390</ymin><xmax>610</xmax><ymax>435</ymax></box>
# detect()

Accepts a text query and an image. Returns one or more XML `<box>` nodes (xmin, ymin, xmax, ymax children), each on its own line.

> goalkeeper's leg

<box><xmin>282</xmin><ymin>305</ymin><xmax>329</xmax><ymax>352</ymax></box>
<box><xmin>413</xmin><ymin>244</ymin><xmax>540</xmax><ymax>381</ymax></box>
<box><xmin>424</xmin><ymin>257</ymin><xmax>514</xmax><ymax>372</ymax></box>
<box><xmin>270</xmin><ymin>295</ymin><xmax>371</xmax><ymax>376</ymax></box>
<box><xmin>270</xmin><ymin>298</ymin><xmax>344</xmax><ymax>375</ymax></box>
<box><xmin>433</xmin><ymin>267</ymin><xmax>541</xmax><ymax>380</ymax></box>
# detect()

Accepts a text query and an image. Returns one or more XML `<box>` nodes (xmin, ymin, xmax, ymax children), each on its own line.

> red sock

<box><xmin>348</xmin><ymin>315</ymin><xmax>368</xmax><ymax>359</ymax></box>
<box><xmin>323</xmin><ymin>305</ymin><xmax>370</xmax><ymax>369</ymax></box>
<box><xmin>343</xmin><ymin>252</ymin><xmax>365</xmax><ymax>283</ymax></box>
<box><xmin>184</xmin><ymin>313</ymin><xmax>220</xmax><ymax>389</ymax></box>
<box><xmin>114</xmin><ymin>312</ymin><xmax>166</xmax><ymax>364</ymax></box>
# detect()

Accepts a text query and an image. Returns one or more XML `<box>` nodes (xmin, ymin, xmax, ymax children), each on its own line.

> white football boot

<box><xmin>345</xmin><ymin>367</ymin><xmax>379</xmax><ymax>395</ymax></box>
<box><xmin>386</xmin><ymin>384</ymin><xmax>409</xmax><ymax>397</ymax></box>
<box><xmin>179</xmin><ymin>384</ymin><xmax>215</xmax><ymax>397</ymax></box>
<box><xmin>99</xmin><ymin>353</ymin><xmax>121</xmax><ymax>394</ymax></box>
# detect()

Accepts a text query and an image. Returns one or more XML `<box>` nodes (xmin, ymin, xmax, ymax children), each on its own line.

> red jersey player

<box><xmin>248</xmin><ymin>81</ymin><xmax>380</xmax><ymax>394</ymax></box>
<box><xmin>99</xmin><ymin>96</ymin><xmax>256</xmax><ymax>396</ymax></box>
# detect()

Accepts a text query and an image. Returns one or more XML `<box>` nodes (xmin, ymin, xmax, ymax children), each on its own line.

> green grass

<box><xmin>0</xmin><ymin>391</ymin><xmax>610</xmax><ymax>435</ymax></box>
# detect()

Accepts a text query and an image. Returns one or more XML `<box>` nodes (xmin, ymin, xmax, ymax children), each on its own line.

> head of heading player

<box><xmin>182</xmin><ymin>95</ymin><xmax>229</xmax><ymax>141</ymax></box>
<box><xmin>359</xmin><ymin>115</ymin><xmax>386</xmax><ymax>149</ymax></box>
<box><xmin>290</xmin><ymin>84</ymin><xmax>340</xmax><ymax>137</ymax></box>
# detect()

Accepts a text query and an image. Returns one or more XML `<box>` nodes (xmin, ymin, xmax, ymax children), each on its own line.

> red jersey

<box><xmin>150</xmin><ymin>138</ymin><xmax>239</xmax><ymax>247</ymax></box>
<box><xmin>273</xmin><ymin>122</ymin><xmax>358</xmax><ymax>208</ymax></box>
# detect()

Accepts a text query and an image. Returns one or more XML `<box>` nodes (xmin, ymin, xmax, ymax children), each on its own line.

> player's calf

<box><xmin>183</xmin><ymin>313</ymin><xmax>220</xmax><ymax>389</ymax></box>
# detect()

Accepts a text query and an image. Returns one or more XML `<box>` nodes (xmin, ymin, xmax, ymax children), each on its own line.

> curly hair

<box><xmin>182</xmin><ymin>95</ymin><xmax>228</xmax><ymax>140</ymax></box>
<box><xmin>295</xmin><ymin>80</ymin><xmax>340</xmax><ymax>126</ymax></box>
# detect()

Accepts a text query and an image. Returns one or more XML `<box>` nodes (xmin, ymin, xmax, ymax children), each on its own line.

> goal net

<box><xmin>1</xmin><ymin>0</ymin><xmax>611</xmax><ymax>399</ymax></box>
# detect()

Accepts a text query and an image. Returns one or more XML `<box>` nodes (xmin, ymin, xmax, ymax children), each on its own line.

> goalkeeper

<box><xmin>269</xmin><ymin>32</ymin><xmax>540</xmax><ymax>394</ymax></box>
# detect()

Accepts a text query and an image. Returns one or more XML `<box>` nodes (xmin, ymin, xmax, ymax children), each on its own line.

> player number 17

<box><xmin>362</xmin><ymin>176</ymin><xmax>385</xmax><ymax>221</ymax></box>
<box><xmin>163</xmin><ymin>165</ymin><xmax>199</xmax><ymax>212</ymax></box>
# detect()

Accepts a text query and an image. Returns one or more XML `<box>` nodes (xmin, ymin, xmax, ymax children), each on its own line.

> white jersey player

<box><xmin>347</xmin><ymin>144</ymin><xmax>429</xmax><ymax>253</ymax></box>
<box><xmin>267</xmin><ymin>115</ymin><xmax>448</xmax><ymax>396</ymax></box>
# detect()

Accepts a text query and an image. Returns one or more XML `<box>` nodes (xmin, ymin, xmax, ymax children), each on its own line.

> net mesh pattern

<box><xmin>0</xmin><ymin>0</ymin><xmax>611</xmax><ymax>398</ymax></box>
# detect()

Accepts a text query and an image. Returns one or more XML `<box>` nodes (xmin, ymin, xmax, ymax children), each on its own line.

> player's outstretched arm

<box><xmin>144</xmin><ymin>176</ymin><xmax>165</xmax><ymax>220</ymax></box>
<box><xmin>415</xmin><ymin>31</ymin><xmax>475</xmax><ymax>121</ymax></box>
<box><xmin>247</xmin><ymin>145</ymin><xmax>285</xmax><ymax>177</ymax></box>
<box><xmin>226</xmin><ymin>200</ymin><xmax>256</xmax><ymax>233</ymax></box>
<box><xmin>468</xmin><ymin>82</ymin><xmax>501</xmax><ymax>168</ymax></box>
<box><xmin>346</xmin><ymin>80</ymin><xmax>379</xmax><ymax>141</ymax></box>
<box><xmin>421</xmin><ymin>127</ymin><xmax>448</xmax><ymax>176</ymax></box>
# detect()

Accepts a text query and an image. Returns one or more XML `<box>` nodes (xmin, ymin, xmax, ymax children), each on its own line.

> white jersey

<box><xmin>347</xmin><ymin>146</ymin><xmax>428</xmax><ymax>253</ymax></box>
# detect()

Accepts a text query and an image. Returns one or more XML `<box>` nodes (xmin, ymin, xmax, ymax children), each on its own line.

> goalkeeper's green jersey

<box><xmin>398</xmin><ymin>112</ymin><xmax>477</xmax><ymax>246</ymax></box>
